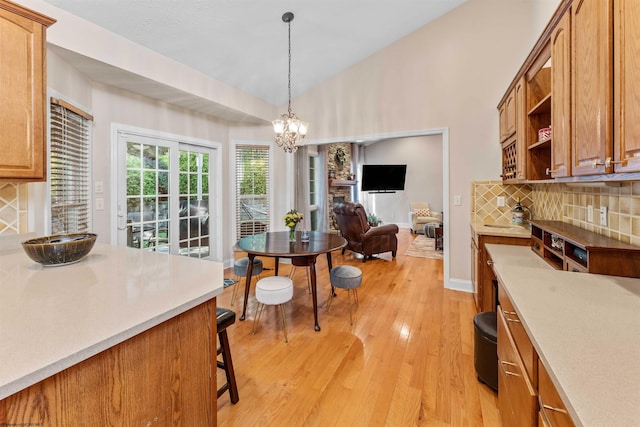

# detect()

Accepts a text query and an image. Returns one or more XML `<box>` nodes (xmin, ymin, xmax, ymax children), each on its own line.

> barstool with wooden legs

<box><xmin>216</xmin><ymin>307</ymin><xmax>239</xmax><ymax>403</ymax></box>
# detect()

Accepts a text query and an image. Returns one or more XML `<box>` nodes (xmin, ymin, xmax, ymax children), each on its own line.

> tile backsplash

<box><xmin>472</xmin><ymin>180</ymin><xmax>640</xmax><ymax>247</ymax></box>
<box><xmin>0</xmin><ymin>183</ymin><xmax>29</xmax><ymax>235</ymax></box>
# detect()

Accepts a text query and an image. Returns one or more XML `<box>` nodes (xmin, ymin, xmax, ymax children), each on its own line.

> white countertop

<box><xmin>0</xmin><ymin>243</ymin><xmax>224</xmax><ymax>400</ymax></box>
<box><xmin>485</xmin><ymin>244</ymin><xmax>640</xmax><ymax>427</ymax></box>
<box><xmin>470</xmin><ymin>218</ymin><xmax>531</xmax><ymax>239</ymax></box>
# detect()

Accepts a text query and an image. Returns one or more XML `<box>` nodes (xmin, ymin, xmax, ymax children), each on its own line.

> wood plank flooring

<box><xmin>217</xmin><ymin>229</ymin><xmax>500</xmax><ymax>426</ymax></box>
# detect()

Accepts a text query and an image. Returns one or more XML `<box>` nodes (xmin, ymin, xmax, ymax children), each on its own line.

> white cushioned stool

<box><xmin>232</xmin><ymin>257</ymin><xmax>263</xmax><ymax>306</ymax></box>
<box><xmin>327</xmin><ymin>265</ymin><xmax>363</xmax><ymax>325</ymax></box>
<box><xmin>252</xmin><ymin>276</ymin><xmax>294</xmax><ymax>343</ymax></box>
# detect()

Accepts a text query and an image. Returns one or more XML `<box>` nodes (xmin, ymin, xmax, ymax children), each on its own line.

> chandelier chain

<box><xmin>287</xmin><ymin>19</ymin><xmax>292</xmax><ymax>116</ymax></box>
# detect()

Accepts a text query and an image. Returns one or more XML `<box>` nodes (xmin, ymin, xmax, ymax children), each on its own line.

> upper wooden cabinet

<box><xmin>499</xmin><ymin>88</ymin><xmax>516</xmax><ymax>142</ymax></box>
<box><xmin>0</xmin><ymin>1</ymin><xmax>55</xmax><ymax>181</ymax></box>
<box><xmin>498</xmin><ymin>0</ymin><xmax>640</xmax><ymax>181</ymax></box>
<box><xmin>613</xmin><ymin>0</ymin><xmax>640</xmax><ymax>173</ymax></box>
<box><xmin>550</xmin><ymin>10</ymin><xmax>571</xmax><ymax>178</ymax></box>
<box><xmin>571</xmin><ymin>0</ymin><xmax>613</xmax><ymax>176</ymax></box>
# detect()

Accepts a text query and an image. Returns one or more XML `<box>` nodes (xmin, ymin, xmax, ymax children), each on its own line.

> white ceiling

<box><xmin>42</xmin><ymin>0</ymin><xmax>468</xmax><ymax>107</ymax></box>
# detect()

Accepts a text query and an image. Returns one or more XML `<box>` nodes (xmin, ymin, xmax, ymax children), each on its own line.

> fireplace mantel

<box><xmin>329</xmin><ymin>179</ymin><xmax>357</xmax><ymax>187</ymax></box>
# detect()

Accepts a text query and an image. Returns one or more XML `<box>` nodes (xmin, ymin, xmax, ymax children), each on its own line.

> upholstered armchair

<box><xmin>333</xmin><ymin>202</ymin><xmax>399</xmax><ymax>262</ymax></box>
<box><xmin>409</xmin><ymin>202</ymin><xmax>442</xmax><ymax>233</ymax></box>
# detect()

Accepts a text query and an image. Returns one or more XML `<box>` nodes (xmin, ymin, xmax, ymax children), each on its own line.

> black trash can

<box><xmin>473</xmin><ymin>311</ymin><xmax>498</xmax><ymax>391</ymax></box>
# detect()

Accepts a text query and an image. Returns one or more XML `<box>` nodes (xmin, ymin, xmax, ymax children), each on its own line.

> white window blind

<box><xmin>49</xmin><ymin>98</ymin><xmax>93</xmax><ymax>234</ymax></box>
<box><xmin>235</xmin><ymin>145</ymin><xmax>270</xmax><ymax>239</ymax></box>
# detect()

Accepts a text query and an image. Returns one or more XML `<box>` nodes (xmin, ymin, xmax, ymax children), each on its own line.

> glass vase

<box><xmin>289</xmin><ymin>225</ymin><xmax>297</xmax><ymax>242</ymax></box>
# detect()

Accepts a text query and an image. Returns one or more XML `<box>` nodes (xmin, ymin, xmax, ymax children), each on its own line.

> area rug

<box><xmin>405</xmin><ymin>235</ymin><xmax>443</xmax><ymax>259</ymax></box>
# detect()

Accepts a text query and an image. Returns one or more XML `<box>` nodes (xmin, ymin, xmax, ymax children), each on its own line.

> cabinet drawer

<box><xmin>564</xmin><ymin>257</ymin><xmax>587</xmax><ymax>273</ymax></box>
<box><xmin>498</xmin><ymin>309</ymin><xmax>537</xmax><ymax>427</ymax></box>
<box><xmin>538</xmin><ymin>360</ymin><xmax>575</xmax><ymax>427</ymax></box>
<box><xmin>498</xmin><ymin>282</ymin><xmax>538</xmax><ymax>387</ymax></box>
<box><xmin>531</xmin><ymin>237</ymin><xmax>544</xmax><ymax>258</ymax></box>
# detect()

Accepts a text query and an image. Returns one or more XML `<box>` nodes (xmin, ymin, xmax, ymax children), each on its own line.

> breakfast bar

<box><xmin>0</xmin><ymin>243</ymin><xmax>224</xmax><ymax>425</ymax></box>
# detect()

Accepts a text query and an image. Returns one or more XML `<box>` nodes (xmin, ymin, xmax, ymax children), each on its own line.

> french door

<box><xmin>115</xmin><ymin>130</ymin><xmax>219</xmax><ymax>260</ymax></box>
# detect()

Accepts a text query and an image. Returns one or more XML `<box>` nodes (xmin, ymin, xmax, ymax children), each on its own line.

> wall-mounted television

<box><xmin>360</xmin><ymin>164</ymin><xmax>407</xmax><ymax>192</ymax></box>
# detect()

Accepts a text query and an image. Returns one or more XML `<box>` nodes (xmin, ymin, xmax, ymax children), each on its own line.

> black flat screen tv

<box><xmin>360</xmin><ymin>164</ymin><xmax>407</xmax><ymax>192</ymax></box>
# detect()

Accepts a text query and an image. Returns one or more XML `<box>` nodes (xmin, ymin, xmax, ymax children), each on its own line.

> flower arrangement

<box><xmin>283</xmin><ymin>209</ymin><xmax>304</xmax><ymax>228</ymax></box>
<box><xmin>367</xmin><ymin>213</ymin><xmax>381</xmax><ymax>227</ymax></box>
<box><xmin>284</xmin><ymin>209</ymin><xmax>304</xmax><ymax>241</ymax></box>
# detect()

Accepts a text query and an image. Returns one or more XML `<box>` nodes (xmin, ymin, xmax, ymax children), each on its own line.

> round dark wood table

<box><xmin>235</xmin><ymin>231</ymin><xmax>347</xmax><ymax>331</ymax></box>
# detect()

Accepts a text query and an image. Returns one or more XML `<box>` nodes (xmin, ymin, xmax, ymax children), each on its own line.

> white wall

<box><xmin>293</xmin><ymin>0</ymin><xmax>541</xmax><ymax>284</ymax></box>
<box><xmin>361</xmin><ymin>135</ymin><xmax>443</xmax><ymax>227</ymax></box>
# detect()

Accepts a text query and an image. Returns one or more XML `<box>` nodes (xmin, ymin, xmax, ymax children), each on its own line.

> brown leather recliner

<box><xmin>333</xmin><ymin>202</ymin><xmax>399</xmax><ymax>262</ymax></box>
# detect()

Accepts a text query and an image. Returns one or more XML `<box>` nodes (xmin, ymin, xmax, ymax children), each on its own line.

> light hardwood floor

<box><xmin>217</xmin><ymin>229</ymin><xmax>500</xmax><ymax>426</ymax></box>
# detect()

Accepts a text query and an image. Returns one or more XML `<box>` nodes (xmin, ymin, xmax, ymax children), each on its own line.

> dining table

<box><xmin>235</xmin><ymin>231</ymin><xmax>347</xmax><ymax>331</ymax></box>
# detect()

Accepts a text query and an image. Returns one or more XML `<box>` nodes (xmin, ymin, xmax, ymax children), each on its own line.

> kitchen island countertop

<box><xmin>0</xmin><ymin>243</ymin><xmax>223</xmax><ymax>400</ymax></box>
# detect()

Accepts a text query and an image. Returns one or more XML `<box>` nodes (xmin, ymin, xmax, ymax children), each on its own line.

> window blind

<box><xmin>50</xmin><ymin>98</ymin><xmax>93</xmax><ymax>234</ymax></box>
<box><xmin>235</xmin><ymin>145</ymin><xmax>270</xmax><ymax>239</ymax></box>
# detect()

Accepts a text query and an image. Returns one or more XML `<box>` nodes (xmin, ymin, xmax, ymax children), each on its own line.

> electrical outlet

<box><xmin>587</xmin><ymin>205</ymin><xmax>593</xmax><ymax>223</ymax></box>
<box><xmin>94</xmin><ymin>181</ymin><xmax>104</xmax><ymax>194</ymax></box>
<box><xmin>600</xmin><ymin>206</ymin><xmax>608</xmax><ymax>226</ymax></box>
<box><xmin>454</xmin><ymin>195</ymin><xmax>462</xmax><ymax>206</ymax></box>
<box><xmin>497</xmin><ymin>196</ymin><xmax>505</xmax><ymax>207</ymax></box>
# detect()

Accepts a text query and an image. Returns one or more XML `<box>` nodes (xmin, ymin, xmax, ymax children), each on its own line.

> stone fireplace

<box><xmin>327</xmin><ymin>143</ymin><xmax>356</xmax><ymax>232</ymax></box>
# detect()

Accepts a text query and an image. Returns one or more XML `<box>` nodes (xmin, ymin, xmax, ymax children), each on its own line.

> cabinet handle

<box><xmin>501</xmin><ymin>360</ymin><xmax>517</xmax><ymax>367</ymax></box>
<box><xmin>534</xmin><ymin>242</ymin><xmax>541</xmax><ymax>250</ymax></box>
<box><xmin>592</xmin><ymin>157</ymin><xmax>620</xmax><ymax>168</ymax></box>
<box><xmin>505</xmin><ymin>317</ymin><xmax>521</xmax><ymax>323</ymax></box>
<box><xmin>487</xmin><ymin>260</ymin><xmax>494</xmax><ymax>266</ymax></box>
<box><xmin>545</xmin><ymin>167</ymin><xmax>559</xmax><ymax>175</ymax></box>
<box><xmin>499</xmin><ymin>361</ymin><xmax>521</xmax><ymax>377</ymax></box>
<box><xmin>542</xmin><ymin>404</ymin><xmax>568</xmax><ymax>414</ymax></box>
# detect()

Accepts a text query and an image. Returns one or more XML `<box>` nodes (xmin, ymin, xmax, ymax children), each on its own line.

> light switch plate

<box><xmin>587</xmin><ymin>205</ymin><xmax>593</xmax><ymax>223</ymax></box>
<box><xmin>95</xmin><ymin>198</ymin><xmax>104</xmax><ymax>211</ymax></box>
<box><xmin>454</xmin><ymin>195</ymin><xmax>461</xmax><ymax>206</ymax></box>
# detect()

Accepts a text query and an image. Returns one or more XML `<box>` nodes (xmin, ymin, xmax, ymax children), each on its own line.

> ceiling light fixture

<box><xmin>272</xmin><ymin>12</ymin><xmax>308</xmax><ymax>153</ymax></box>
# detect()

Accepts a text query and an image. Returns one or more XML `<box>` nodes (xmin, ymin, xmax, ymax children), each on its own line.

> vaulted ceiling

<box><xmin>43</xmin><ymin>0</ymin><xmax>468</xmax><ymax>107</ymax></box>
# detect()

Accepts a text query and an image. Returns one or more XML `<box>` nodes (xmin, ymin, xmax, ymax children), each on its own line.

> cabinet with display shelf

<box><xmin>530</xmin><ymin>220</ymin><xmax>640</xmax><ymax>276</ymax></box>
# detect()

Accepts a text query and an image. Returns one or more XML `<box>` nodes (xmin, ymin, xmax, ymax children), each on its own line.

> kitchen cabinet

<box><xmin>538</xmin><ymin>359</ymin><xmax>575</xmax><ymax>427</ymax></box>
<box><xmin>0</xmin><ymin>1</ymin><xmax>55</xmax><ymax>181</ymax></box>
<box><xmin>571</xmin><ymin>0</ymin><xmax>613</xmax><ymax>176</ymax></box>
<box><xmin>1</xmin><ymin>300</ymin><xmax>217</xmax><ymax>425</ymax></box>
<box><xmin>613</xmin><ymin>0</ymin><xmax>640</xmax><ymax>173</ymax></box>
<box><xmin>501</xmin><ymin>78</ymin><xmax>527</xmax><ymax>182</ymax></box>
<box><xmin>549</xmin><ymin>9</ymin><xmax>571</xmax><ymax>178</ymax></box>
<box><xmin>499</xmin><ymin>88</ymin><xmax>516</xmax><ymax>143</ymax></box>
<box><xmin>471</xmin><ymin>228</ymin><xmax>530</xmax><ymax>312</ymax></box>
<box><xmin>530</xmin><ymin>220</ymin><xmax>640</xmax><ymax>277</ymax></box>
<box><xmin>497</xmin><ymin>307</ymin><xmax>537</xmax><ymax>427</ymax></box>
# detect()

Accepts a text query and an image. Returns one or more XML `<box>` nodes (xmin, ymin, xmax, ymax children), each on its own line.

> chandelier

<box><xmin>272</xmin><ymin>12</ymin><xmax>308</xmax><ymax>153</ymax></box>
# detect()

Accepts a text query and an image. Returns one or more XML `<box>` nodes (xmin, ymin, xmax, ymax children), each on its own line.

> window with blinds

<box><xmin>235</xmin><ymin>145</ymin><xmax>270</xmax><ymax>239</ymax></box>
<box><xmin>49</xmin><ymin>98</ymin><xmax>93</xmax><ymax>234</ymax></box>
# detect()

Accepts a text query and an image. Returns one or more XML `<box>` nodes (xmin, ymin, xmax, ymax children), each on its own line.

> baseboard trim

<box><xmin>445</xmin><ymin>278</ymin><xmax>473</xmax><ymax>293</ymax></box>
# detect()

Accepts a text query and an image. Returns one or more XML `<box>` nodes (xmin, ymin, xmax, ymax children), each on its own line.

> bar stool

<box><xmin>327</xmin><ymin>265</ymin><xmax>363</xmax><ymax>325</ymax></box>
<box><xmin>217</xmin><ymin>307</ymin><xmax>239</xmax><ymax>403</ymax></box>
<box><xmin>232</xmin><ymin>257</ymin><xmax>263</xmax><ymax>306</ymax></box>
<box><xmin>289</xmin><ymin>257</ymin><xmax>311</xmax><ymax>294</ymax></box>
<box><xmin>253</xmin><ymin>276</ymin><xmax>294</xmax><ymax>343</ymax></box>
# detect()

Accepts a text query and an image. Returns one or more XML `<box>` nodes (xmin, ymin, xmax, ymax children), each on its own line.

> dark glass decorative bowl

<box><xmin>22</xmin><ymin>233</ymin><xmax>98</xmax><ymax>266</ymax></box>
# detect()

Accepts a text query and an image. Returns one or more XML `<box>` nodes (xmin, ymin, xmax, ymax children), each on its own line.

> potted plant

<box><xmin>367</xmin><ymin>213</ymin><xmax>381</xmax><ymax>227</ymax></box>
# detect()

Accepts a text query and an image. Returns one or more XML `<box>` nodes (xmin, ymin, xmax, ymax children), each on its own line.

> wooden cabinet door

<box><xmin>571</xmin><ymin>0</ymin><xmax>613</xmax><ymax>175</ymax></box>
<box><xmin>471</xmin><ymin>236</ymin><xmax>480</xmax><ymax>311</ymax></box>
<box><xmin>550</xmin><ymin>10</ymin><xmax>572</xmax><ymax>178</ymax></box>
<box><xmin>0</xmin><ymin>2</ymin><xmax>54</xmax><ymax>181</ymax></box>
<box><xmin>538</xmin><ymin>360</ymin><xmax>576</xmax><ymax>427</ymax></box>
<box><xmin>499</xmin><ymin>89</ymin><xmax>516</xmax><ymax>142</ymax></box>
<box><xmin>613</xmin><ymin>0</ymin><xmax>640</xmax><ymax>173</ymax></box>
<box><xmin>515</xmin><ymin>77</ymin><xmax>527</xmax><ymax>180</ymax></box>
